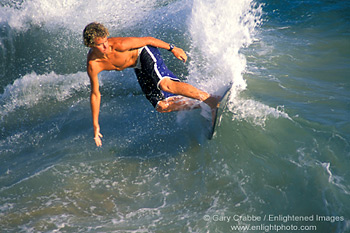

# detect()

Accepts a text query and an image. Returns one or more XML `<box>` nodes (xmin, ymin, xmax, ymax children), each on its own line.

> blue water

<box><xmin>1</xmin><ymin>0</ymin><xmax>349</xmax><ymax>232</ymax></box>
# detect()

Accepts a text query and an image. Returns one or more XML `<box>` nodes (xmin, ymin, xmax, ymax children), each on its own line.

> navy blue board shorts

<box><xmin>134</xmin><ymin>46</ymin><xmax>180</xmax><ymax>107</ymax></box>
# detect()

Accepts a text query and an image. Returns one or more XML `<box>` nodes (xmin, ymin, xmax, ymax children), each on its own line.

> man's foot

<box><xmin>204</xmin><ymin>95</ymin><xmax>221</xmax><ymax>110</ymax></box>
<box><xmin>201</xmin><ymin>95</ymin><xmax>221</xmax><ymax>126</ymax></box>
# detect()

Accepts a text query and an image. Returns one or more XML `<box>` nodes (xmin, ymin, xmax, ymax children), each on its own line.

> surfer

<box><xmin>83</xmin><ymin>22</ymin><xmax>219</xmax><ymax>147</ymax></box>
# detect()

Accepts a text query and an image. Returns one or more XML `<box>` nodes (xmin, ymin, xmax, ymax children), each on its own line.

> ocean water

<box><xmin>0</xmin><ymin>0</ymin><xmax>349</xmax><ymax>232</ymax></box>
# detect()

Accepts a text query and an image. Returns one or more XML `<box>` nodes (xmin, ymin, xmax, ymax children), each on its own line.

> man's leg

<box><xmin>156</xmin><ymin>96</ymin><xmax>200</xmax><ymax>113</ymax></box>
<box><xmin>158</xmin><ymin>78</ymin><xmax>219</xmax><ymax>110</ymax></box>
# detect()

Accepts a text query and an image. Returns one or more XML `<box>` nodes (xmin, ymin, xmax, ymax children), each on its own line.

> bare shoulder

<box><xmin>107</xmin><ymin>37</ymin><xmax>125</xmax><ymax>49</ymax></box>
<box><xmin>109</xmin><ymin>36</ymin><xmax>149</xmax><ymax>51</ymax></box>
<box><xmin>86</xmin><ymin>55</ymin><xmax>102</xmax><ymax>78</ymax></box>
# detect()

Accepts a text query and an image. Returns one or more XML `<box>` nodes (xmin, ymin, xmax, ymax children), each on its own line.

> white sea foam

<box><xmin>321</xmin><ymin>162</ymin><xmax>350</xmax><ymax>195</ymax></box>
<box><xmin>186</xmin><ymin>0</ymin><xmax>290</xmax><ymax>125</ymax></box>
<box><xmin>186</xmin><ymin>0</ymin><xmax>288</xmax><ymax>124</ymax></box>
<box><xmin>188</xmin><ymin>0</ymin><xmax>262</xmax><ymax>94</ymax></box>
<box><xmin>228</xmin><ymin>98</ymin><xmax>291</xmax><ymax>127</ymax></box>
<box><xmin>0</xmin><ymin>0</ymin><xmax>157</xmax><ymax>32</ymax></box>
<box><xmin>0</xmin><ymin>71</ymin><xmax>90</xmax><ymax>117</ymax></box>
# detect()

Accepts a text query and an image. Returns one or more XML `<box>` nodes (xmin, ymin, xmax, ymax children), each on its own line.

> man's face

<box><xmin>93</xmin><ymin>37</ymin><xmax>109</xmax><ymax>54</ymax></box>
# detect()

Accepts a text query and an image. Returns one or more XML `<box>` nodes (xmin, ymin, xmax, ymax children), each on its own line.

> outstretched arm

<box><xmin>87</xmin><ymin>64</ymin><xmax>103</xmax><ymax>147</ymax></box>
<box><xmin>114</xmin><ymin>37</ymin><xmax>188</xmax><ymax>62</ymax></box>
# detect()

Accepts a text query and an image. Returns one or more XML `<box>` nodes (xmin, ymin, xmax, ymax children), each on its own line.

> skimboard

<box><xmin>208</xmin><ymin>84</ymin><xmax>233</xmax><ymax>139</ymax></box>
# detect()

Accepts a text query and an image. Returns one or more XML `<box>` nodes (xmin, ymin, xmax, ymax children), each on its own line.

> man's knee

<box><xmin>158</xmin><ymin>78</ymin><xmax>174</xmax><ymax>93</ymax></box>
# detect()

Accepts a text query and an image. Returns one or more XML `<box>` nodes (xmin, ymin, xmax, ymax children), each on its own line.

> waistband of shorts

<box><xmin>134</xmin><ymin>46</ymin><xmax>145</xmax><ymax>70</ymax></box>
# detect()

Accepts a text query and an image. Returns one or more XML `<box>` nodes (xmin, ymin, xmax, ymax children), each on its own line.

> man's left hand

<box><xmin>172</xmin><ymin>47</ymin><xmax>187</xmax><ymax>63</ymax></box>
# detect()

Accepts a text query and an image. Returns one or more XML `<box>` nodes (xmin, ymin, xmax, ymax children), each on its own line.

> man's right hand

<box><xmin>94</xmin><ymin>125</ymin><xmax>103</xmax><ymax>147</ymax></box>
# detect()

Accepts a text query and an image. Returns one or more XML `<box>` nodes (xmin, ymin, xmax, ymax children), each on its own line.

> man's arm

<box><xmin>115</xmin><ymin>37</ymin><xmax>188</xmax><ymax>62</ymax></box>
<box><xmin>87</xmin><ymin>63</ymin><xmax>103</xmax><ymax>147</ymax></box>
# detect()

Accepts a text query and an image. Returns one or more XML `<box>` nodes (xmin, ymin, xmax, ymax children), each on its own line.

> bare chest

<box><xmin>102</xmin><ymin>50</ymin><xmax>138</xmax><ymax>71</ymax></box>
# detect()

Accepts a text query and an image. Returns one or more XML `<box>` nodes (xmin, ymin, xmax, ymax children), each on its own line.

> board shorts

<box><xmin>134</xmin><ymin>46</ymin><xmax>180</xmax><ymax>108</ymax></box>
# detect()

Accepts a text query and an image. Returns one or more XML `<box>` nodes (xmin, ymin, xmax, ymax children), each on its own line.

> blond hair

<box><xmin>83</xmin><ymin>22</ymin><xmax>110</xmax><ymax>47</ymax></box>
